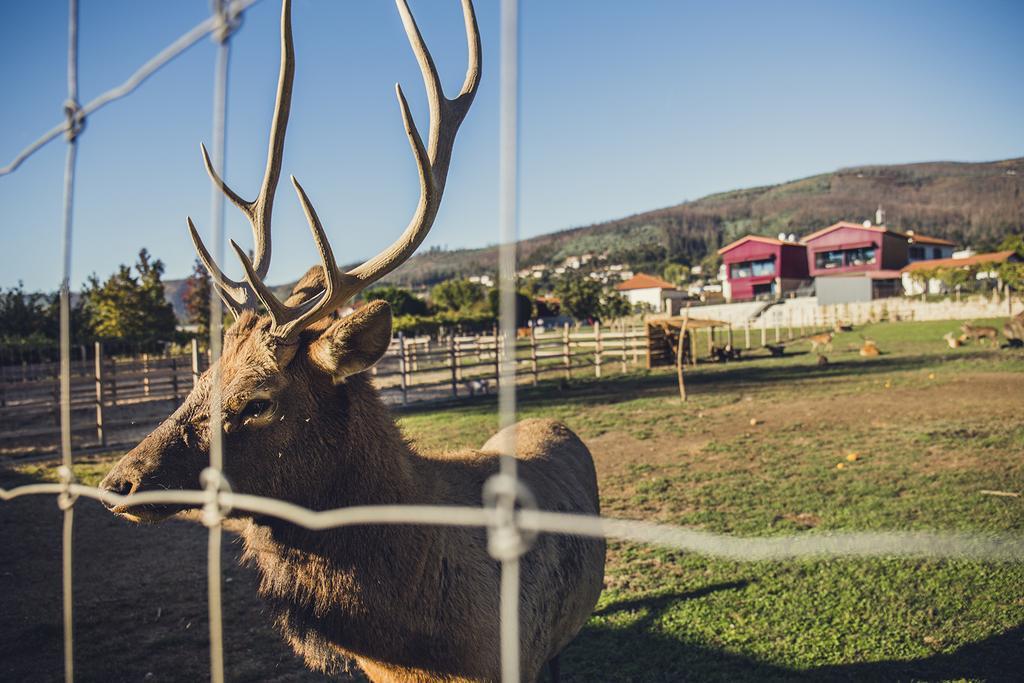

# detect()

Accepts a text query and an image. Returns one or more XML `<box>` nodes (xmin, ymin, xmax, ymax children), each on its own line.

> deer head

<box><xmin>100</xmin><ymin>0</ymin><xmax>480</xmax><ymax>521</ymax></box>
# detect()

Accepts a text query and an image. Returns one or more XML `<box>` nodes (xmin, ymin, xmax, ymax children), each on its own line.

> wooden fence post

<box><xmin>530</xmin><ymin>326</ymin><xmax>539</xmax><ymax>385</ymax></box>
<box><xmin>594</xmin><ymin>322</ymin><xmax>602</xmax><ymax>378</ymax></box>
<box><xmin>109</xmin><ymin>356</ymin><xmax>118</xmax><ymax>406</ymax></box>
<box><xmin>170</xmin><ymin>357</ymin><xmax>179</xmax><ymax>402</ymax></box>
<box><xmin>398</xmin><ymin>333</ymin><xmax>408</xmax><ymax>405</ymax></box>
<box><xmin>760</xmin><ymin>317</ymin><xmax>767</xmax><ymax>346</ymax></box>
<box><xmin>491</xmin><ymin>325</ymin><xmax>500</xmax><ymax>386</ymax></box>
<box><xmin>455</xmin><ymin>338</ymin><xmax>463</xmax><ymax>381</ymax></box>
<box><xmin>786</xmin><ymin>310</ymin><xmax>794</xmax><ymax>340</ymax></box>
<box><xmin>744</xmin><ymin>320</ymin><xmax>751</xmax><ymax>349</ymax></box>
<box><xmin>677</xmin><ymin>308</ymin><xmax>691</xmax><ymax>402</ymax></box>
<box><xmin>706</xmin><ymin>327</ymin><xmax>713</xmax><ymax>356</ymax></box>
<box><xmin>619</xmin><ymin>321</ymin><xmax>627</xmax><ymax>374</ymax></box>
<box><xmin>628</xmin><ymin>324</ymin><xmax>636</xmax><ymax>365</ymax></box>
<box><xmin>563</xmin><ymin>323</ymin><xmax>571</xmax><ymax>380</ymax></box>
<box><xmin>448</xmin><ymin>335</ymin><xmax>458</xmax><ymax>398</ymax></box>
<box><xmin>142</xmin><ymin>353</ymin><xmax>150</xmax><ymax>397</ymax></box>
<box><xmin>191</xmin><ymin>338</ymin><xmax>201</xmax><ymax>388</ymax></box>
<box><xmin>94</xmin><ymin>341</ymin><xmax>105</xmax><ymax>447</ymax></box>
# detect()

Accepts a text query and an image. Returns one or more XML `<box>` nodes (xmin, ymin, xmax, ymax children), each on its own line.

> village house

<box><xmin>718</xmin><ymin>234</ymin><xmax>810</xmax><ymax>303</ymax></box>
<box><xmin>614</xmin><ymin>272</ymin><xmax>684</xmax><ymax>313</ymax></box>
<box><xmin>901</xmin><ymin>250</ymin><xmax>1019</xmax><ymax>296</ymax></box>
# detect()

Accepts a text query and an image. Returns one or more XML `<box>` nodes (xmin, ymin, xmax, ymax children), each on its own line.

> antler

<box><xmin>189</xmin><ymin>0</ymin><xmax>294</xmax><ymax>316</ymax></box>
<box><xmin>190</xmin><ymin>0</ymin><xmax>481</xmax><ymax>345</ymax></box>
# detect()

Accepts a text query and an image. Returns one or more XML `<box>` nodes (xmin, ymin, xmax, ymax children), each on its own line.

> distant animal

<box><xmin>833</xmin><ymin>321</ymin><xmax>854</xmax><ymax>332</ymax></box>
<box><xmin>765</xmin><ymin>343</ymin><xmax>786</xmax><ymax>357</ymax></box>
<box><xmin>465</xmin><ymin>378</ymin><xmax>491</xmax><ymax>396</ymax></box>
<box><xmin>859</xmin><ymin>338</ymin><xmax>881</xmax><ymax>357</ymax></box>
<box><xmin>943</xmin><ymin>332</ymin><xmax>962</xmax><ymax>349</ymax></box>
<box><xmin>816</xmin><ymin>354</ymin><xmax>829</xmax><ymax>367</ymax></box>
<box><xmin>1003</xmin><ymin>311</ymin><xmax>1024</xmax><ymax>347</ymax></box>
<box><xmin>807</xmin><ymin>331</ymin><xmax>834</xmax><ymax>353</ymax></box>
<box><xmin>98</xmin><ymin>2</ymin><xmax>605</xmax><ymax>681</ymax></box>
<box><xmin>960</xmin><ymin>321</ymin><xmax>999</xmax><ymax>345</ymax></box>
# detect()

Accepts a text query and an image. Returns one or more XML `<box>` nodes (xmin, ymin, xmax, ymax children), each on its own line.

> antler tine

<box><xmin>191</xmin><ymin>0</ymin><xmax>295</xmax><ymax>308</ymax></box>
<box><xmin>231</xmin><ymin>176</ymin><xmax>353</xmax><ymax>344</ymax></box>
<box><xmin>339</xmin><ymin>0</ymin><xmax>481</xmax><ymax>297</ymax></box>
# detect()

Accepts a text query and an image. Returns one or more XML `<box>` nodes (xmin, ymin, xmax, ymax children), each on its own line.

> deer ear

<box><xmin>309</xmin><ymin>300</ymin><xmax>393</xmax><ymax>380</ymax></box>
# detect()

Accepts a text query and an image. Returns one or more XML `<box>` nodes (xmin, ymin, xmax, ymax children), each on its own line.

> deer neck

<box><xmin>238</xmin><ymin>374</ymin><xmax>446</xmax><ymax>663</ymax></box>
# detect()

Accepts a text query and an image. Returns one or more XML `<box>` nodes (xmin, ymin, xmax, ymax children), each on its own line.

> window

<box><xmin>909</xmin><ymin>246</ymin><xmax>925</xmax><ymax>260</ymax></box>
<box><xmin>729</xmin><ymin>258</ymin><xmax>775</xmax><ymax>279</ymax></box>
<box><xmin>730</xmin><ymin>263</ymin><xmax>751</xmax><ymax>279</ymax></box>
<box><xmin>932</xmin><ymin>247</ymin><xmax>943</xmax><ymax>259</ymax></box>
<box><xmin>815</xmin><ymin>250</ymin><xmax>846</xmax><ymax>269</ymax></box>
<box><xmin>846</xmin><ymin>246</ymin><xmax>876</xmax><ymax>266</ymax></box>
<box><xmin>751</xmin><ymin>259</ymin><xmax>776</xmax><ymax>277</ymax></box>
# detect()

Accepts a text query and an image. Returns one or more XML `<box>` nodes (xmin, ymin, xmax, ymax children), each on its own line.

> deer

<box><xmin>960</xmin><ymin>321</ymin><xmax>999</xmax><ymax>345</ymax></box>
<box><xmin>806</xmin><ymin>331</ymin><xmax>833</xmax><ymax>354</ymax></box>
<box><xmin>98</xmin><ymin>2</ymin><xmax>605</xmax><ymax>681</ymax></box>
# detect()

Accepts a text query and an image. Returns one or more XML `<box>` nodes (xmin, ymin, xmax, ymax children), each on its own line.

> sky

<box><xmin>1</xmin><ymin>0</ymin><xmax>1022</xmax><ymax>291</ymax></box>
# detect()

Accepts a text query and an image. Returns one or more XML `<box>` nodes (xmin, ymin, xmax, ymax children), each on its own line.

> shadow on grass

<box><xmin>398</xmin><ymin>349</ymin><xmax>1000</xmax><ymax>417</ymax></box>
<box><xmin>563</xmin><ymin>580</ymin><xmax>1024</xmax><ymax>682</ymax></box>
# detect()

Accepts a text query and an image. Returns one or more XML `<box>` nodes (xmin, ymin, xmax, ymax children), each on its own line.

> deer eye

<box><xmin>240</xmin><ymin>399</ymin><xmax>274</xmax><ymax>426</ymax></box>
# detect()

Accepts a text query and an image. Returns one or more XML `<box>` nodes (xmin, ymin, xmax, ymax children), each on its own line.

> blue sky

<box><xmin>1</xmin><ymin>0</ymin><xmax>1022</xmax><ymax>291</ymax></box>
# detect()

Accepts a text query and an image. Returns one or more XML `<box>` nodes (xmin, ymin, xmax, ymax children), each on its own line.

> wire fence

<box><xmin>1</xmin><ymin>1</ymin><xmax>1023</xmax><ymax>682</ymax></box>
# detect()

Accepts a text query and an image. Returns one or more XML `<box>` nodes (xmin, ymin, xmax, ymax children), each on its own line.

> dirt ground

<box><xmin>1</xmin><ymin>368</ymin><xmax>1021</xmax><ymax>682</ymax></box>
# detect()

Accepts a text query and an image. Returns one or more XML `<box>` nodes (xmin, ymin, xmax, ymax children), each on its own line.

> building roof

<box><xmin>614</xmin><ymin>272</ymin><xmax>676</xmax><ymax>291</ymax></box>
<box><xmin>800</xmin><ymin>221</ymin><xmax>955</xmax><ymax>248</ymax></box>
<box><xmin>901</xmin><ymin>250</ymin><xmax>1017</xmax><ymax>273</ymax></box>
<box><xmin>800</xmin><ymin>221</ymin><xmax>890</xmax><ymax>244</ymax></box>
<box><xmin>717</xmin><ymin>234</ymin><xmax>788</xmax><ymax>255</ymax></box>
<box><xmin>905</xmin><ymin>232</ymin><xmax>956</xmax><ymax>247</ymax></box>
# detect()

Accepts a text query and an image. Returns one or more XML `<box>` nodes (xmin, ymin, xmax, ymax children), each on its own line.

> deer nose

<box><xmin>99</xmin><ymin>474</ymin><xmax>137</xmax><ymax>510</ymax></box>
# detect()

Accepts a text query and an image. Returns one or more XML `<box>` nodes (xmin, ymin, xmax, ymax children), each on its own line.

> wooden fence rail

<box><xmin>1</xmin><ymin>327</ymin><xmax>651</xmax><ymax>453</ymax></box>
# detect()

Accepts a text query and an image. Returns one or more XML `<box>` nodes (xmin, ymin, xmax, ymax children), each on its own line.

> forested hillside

<box><xmin>165</xmin><ymin>157</ymin><xmax>1024</xmax><ymax>307</ymax></box>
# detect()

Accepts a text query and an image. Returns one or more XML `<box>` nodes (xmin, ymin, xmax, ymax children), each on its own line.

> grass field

<box><xmin>7</xmin><ymin>319</ymin><xmax>1023</xmax><ymax>681</ymax></box>
<box><xmin>399</xmin><ymin>319</ymin><xmax>1024</xmax><ymax>681</ymax></box>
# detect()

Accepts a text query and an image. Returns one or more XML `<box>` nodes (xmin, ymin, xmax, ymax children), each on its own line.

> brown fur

<box><xmin>960</xmin><ymin>321</ymin><xmax>999</xmax><ymax>344</ymax></box>
<box><xmin>101</xmin><ymin>296</ymin><xmax>605</xmax><ymax>682</ymax></box>
<box><xmin>807</xmin><ymin>331</ymin><xmax>833</xmax><ymax>354</ymax></box>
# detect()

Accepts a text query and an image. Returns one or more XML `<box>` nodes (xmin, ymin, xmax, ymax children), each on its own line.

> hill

<box><xmin>164</xmin><ymin>157</ymin><xmax>1024</xmax><ymax>308</ymax></box>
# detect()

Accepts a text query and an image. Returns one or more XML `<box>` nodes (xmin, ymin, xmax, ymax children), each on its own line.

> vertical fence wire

<box><xmin>496</xmin><ymin>0</ymin><xmax>520</xmax><ymax>680</ymax></box>
<box><xmin>205</xmin><ymin>3</ymin><xmax>235</xmax><ymax>681</ymax></box>
<box><xmin>58</xmin><ymin>1</ymin><xmax>82</xmax><ymax>680</ymax></box>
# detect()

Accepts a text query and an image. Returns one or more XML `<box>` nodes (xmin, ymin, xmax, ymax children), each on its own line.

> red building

<box><xmin>800</xmin><ymin>222</ymin><xmax>909</xmax><ymax>277</ymax></box>
<box><xmin>718</xmin><ymin>235</ymin><xmax>809</xmax><ymax>302</ymax></box>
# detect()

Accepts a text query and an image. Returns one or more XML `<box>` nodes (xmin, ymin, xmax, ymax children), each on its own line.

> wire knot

<box><xmin>483</xmin><ymin>472</ymin><xmax>537</xmax><ymax>562</ymax></box>
<box><xmin>56</xmin><ymin>465</ymin><xmax>78</xmax><ymax>511</ymax></box>
<box><xmin>211</xmin><ymin>0</ymin><xmax>244</xmax><ymax>43</ymax></box>
<box><xmin>200</xmin><ymin>467</ymin><xmax>232</xmax><ymax>527</ymax></box>
<box><xmin>63</xmin><ymin>100</ymin><xmax>85</xmax><ymax>142</ymax></box>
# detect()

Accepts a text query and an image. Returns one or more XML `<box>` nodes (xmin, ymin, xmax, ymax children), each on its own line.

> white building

<box><xmin>614</xmin><ymin>272</ymin><xmax>684</xmax><ymax>312</ymax></box>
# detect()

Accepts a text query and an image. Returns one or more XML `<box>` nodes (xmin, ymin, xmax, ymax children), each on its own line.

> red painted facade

<box><xmin>801</xmin><ymin>222</ymin><xmax>908</xmax><ymax>276</ymax></box>
<box><xmin>718</xmin><ymin>237</ymin><xmax>809</xmax><ymax>302</ymax></box>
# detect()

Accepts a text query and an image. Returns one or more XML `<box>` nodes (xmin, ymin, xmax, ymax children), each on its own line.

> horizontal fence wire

<box><xmin>4</xmin><ymin>481</ymin><xmax>1024</xmax><ymax>563</ymax></box>
<box><xmin>0</xmin><ymin>0</ymin><xmax>262</xmax><ymax>177</ymax></box>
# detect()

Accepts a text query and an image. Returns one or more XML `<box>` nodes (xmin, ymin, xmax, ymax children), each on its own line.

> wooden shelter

<box><xmin>646</xmin><ymin>316</ymin><xmax>730</xmax><ymax>368</ymax></box>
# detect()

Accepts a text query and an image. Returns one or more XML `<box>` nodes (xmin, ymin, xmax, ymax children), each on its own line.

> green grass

<box><xmin>397</xmin><ymin>319</ymin><xmax>1024</xmax><ymax>680</ymax></box>
<box><xmin>12</xmin><ymin>318</ymin><xmax>1024</xmax><ymax>680</ymax></box>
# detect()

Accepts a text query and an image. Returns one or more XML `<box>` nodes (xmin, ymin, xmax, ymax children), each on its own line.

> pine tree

<box><xmin>183</xmin><ymin>258</ymin><xmax>213</xmax><ymax>338</ymax></box>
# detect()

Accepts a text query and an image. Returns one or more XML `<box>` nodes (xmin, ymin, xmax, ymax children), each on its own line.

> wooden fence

<box><xmin>1</xmin><ymin>325</ymin><xmax>648</xmax><ymax>454</ymax></box>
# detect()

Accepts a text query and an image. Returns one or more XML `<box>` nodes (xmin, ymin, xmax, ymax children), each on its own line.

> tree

<box><xmin>430</xmin><ymin>279</ymin><xmax>484</xmax><ymax>312</ymax></box>
<box><xmin>662</xmin><ymin>263</ymin><xmax>690</xmax><ymax>286</ymax></box>
<box><xmin>486</xmin><ymin>288</ymin><xmax>533</xmax><ymax>327</ymax></box>
<box><xmin>81</xmin><ymin>249</ymin><xmax>177</xmax><ymax>346</ymax></box>
<box><xmin>600</xmin><ymin>290</ymin><xmax>632</xmax><ymax>321</ymax></box>
<box><xmin>183</xmin><ymin>259</ymin><xmax>213</xmax><ymax>338</ymax></box>
<box><xmin>365</xmin><ymin>285</ymin><xmax>429</xmax><ymax>316</ymax></box>
<box><xmin>554</xmin><ymin>272</ymin><xmax>605</xmax><ymax>322</ymax></box>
